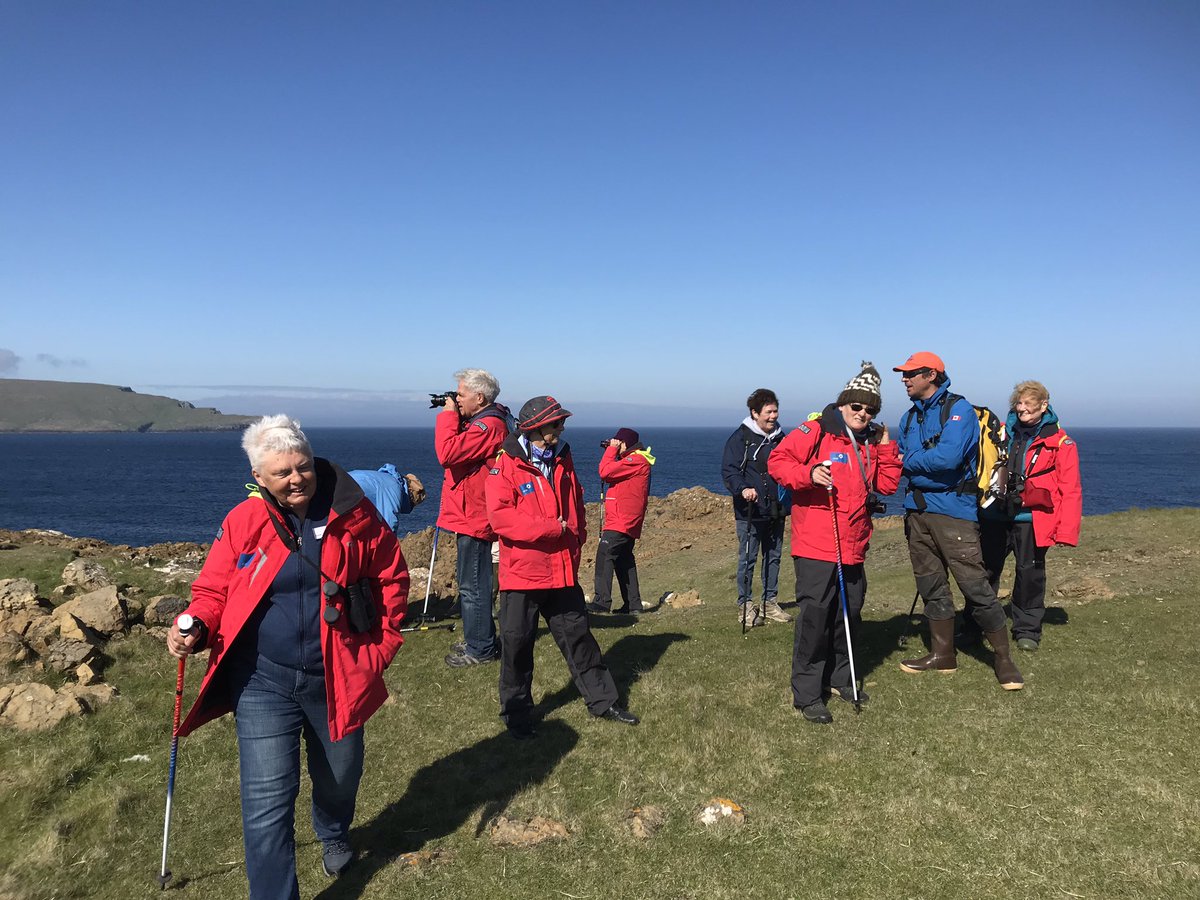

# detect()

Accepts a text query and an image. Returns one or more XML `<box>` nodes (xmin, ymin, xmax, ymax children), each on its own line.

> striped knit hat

<box><xmin>518</xmin><ymin>396</ymin><xmax>573</xmax><ymax>432</ymax></box>
<box><xmin>837</xmin><ymin>361</ymin><xmax>883</xmax><ymax>410</ymax></box>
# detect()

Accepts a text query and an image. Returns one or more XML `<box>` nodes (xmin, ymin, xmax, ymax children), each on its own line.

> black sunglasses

<box><xmin>900</xmin><ymin>368</ymin><xmax>930</xmax><ymax>379</ymax></box>
<box><xmin>848</xmin><ymin>403</ymin><xmax>879</xmax><ymax>416</ymax></box>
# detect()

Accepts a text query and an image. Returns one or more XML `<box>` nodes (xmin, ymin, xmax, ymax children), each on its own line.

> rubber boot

<box><xmin>985</xmin><ymin>630</ymin><xmax>1025</xmax><ymax>691</ymax></box>
<box><xmin>899</xmin><ymin>617</ymin><xmax>957</xmax><ymax>674</ymax></box>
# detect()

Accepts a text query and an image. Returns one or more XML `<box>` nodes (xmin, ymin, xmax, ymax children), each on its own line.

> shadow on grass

<box><xmin>316</xmin><ymin>720</ymin><xmax>580</xmax><ymax>899</ymax></box>
<box><xmin>538</xmin><ymin>631</ymin><xmax>690</xmax><ymax>717</ymax></box>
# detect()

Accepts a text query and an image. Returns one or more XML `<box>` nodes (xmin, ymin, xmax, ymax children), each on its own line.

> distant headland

<box><xmin>0</xmin><ymin>379</ymin><xmax>257</xmax><ymax>433</ymax></box>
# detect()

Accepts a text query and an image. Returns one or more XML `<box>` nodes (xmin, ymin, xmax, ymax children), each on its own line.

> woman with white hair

<box><xmin>166</xmin><ymin>415</ymin><xmax>409</xmax><ymax>899</ymax></box>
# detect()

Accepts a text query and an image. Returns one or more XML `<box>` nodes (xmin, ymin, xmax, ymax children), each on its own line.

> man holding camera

<box><xmin>893</xmin><ymin>352</ymin><xmax>1023</xmax><ymax>690</ymax></box>
<box><xmin>434</xmin><ymin>368</ymin><xmax>508</xmax><ymax>668</ymax></box>
<box><xmin>769</xmin><ymin>362</ymin><xmax>901</xmax><ymax>723</ymax></box>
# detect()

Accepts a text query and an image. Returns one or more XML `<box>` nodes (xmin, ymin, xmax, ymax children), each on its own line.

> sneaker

<box><xmin>585</xmin><ymin>601</ymin><xmax>611</xmax><ymax>614</ymax></box>
<box><xmin>830</xmin><ymin>684</ymin><xmax>870</xmax><ymax>705</ymax></box>
<box><xmin>1016</xmin><ymin>637</ymin><xmax>1040</xmax><ymax>652</ymax></box>
<box><xmin>600</xmin><ymin>704</ymin><xmax>639</xmax><ymax>725</ymax></box>
<box><xmin>321</xmin><ymin>840</ymin><xmax>354</xmax><ymax>878</ymax></box>
<box><xmin>800</xmin><ymin>701</ymin><xmax>833</xmax><ymax>724</ymax></box>
<box><xmin>736</xmin><ymin>604</ymin><xmax>764</xmax><ymax>627</ymax></box>
<box><xmin>444</xmin><ymin>648</ymin><xmax>500</xmax><ymax>668</ymax></box>
<box><xmin>763</xmin><ymin>599</ymin><xmax>793</xmax><ymax>623</ymax></box>
<box><xmin>449</xmin><ymin>639</ymin><xmax>466</xmax><ymax>655</ymax></box>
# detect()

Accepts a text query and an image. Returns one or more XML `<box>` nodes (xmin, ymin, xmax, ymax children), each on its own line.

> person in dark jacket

<box><xmin>721</xmin><ymin>388</ymin><xmax>790</xmax><ymax>626</ymax></box>
<box><xmin>588</xmin><ymin>427</ymin><xmax>656</xmax><ymax>615</ymax></box>
<box><xmin>972</xmin><ymin>380</ymin><xmax>1082</xmax><ymax>652</ymax></box>
<box><xmin>769</xmin><ymin>362</ymin><xmax>902</xmax><ymax>724</ymax></box>
<box><xmin>892</xmin><ymin>352</ymin><xmax>1023</xmax><ymax>691</ymax></box>
<box><xmin>485</xmin><ymin>396</ymin><xmax>639</xmax><ymax>739</ymax></box>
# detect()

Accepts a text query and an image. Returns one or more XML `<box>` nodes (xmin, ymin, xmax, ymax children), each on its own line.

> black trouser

<box><xmin>497</xmin><ymin>585</ymin><xmax>619</xmax><ymax>726</ymax></box>
<box><xmin>790</xmin><ymin>557</ymin><xmax>865</xmax><ymax>708</ymax></box>
<box><xmin>978</xmin><ymin>519</ymin><xmax>1048</xmax><ymax>641</ymax></box>
<box><xmin>593</xmin><ymin>530</ymin><xmax>642</xmax><ymax>611</ymax></box>
<box><xmin>905</xmin><ymin>511</ymin><xmax>1006</xmax><ymax>632</ymax></box>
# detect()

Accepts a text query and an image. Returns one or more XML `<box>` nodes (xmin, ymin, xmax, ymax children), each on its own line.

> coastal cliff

<box><xmin>0</xmin><ymin>379</ymin><xmax>256</xmax><ymax>432</ymax></box>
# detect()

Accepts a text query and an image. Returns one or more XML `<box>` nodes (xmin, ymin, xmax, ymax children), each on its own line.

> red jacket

<box><xmin>435</xmin><ymin>406</ymin><xmax>508</xmax><ymax>540</ymax></box>
<box><xmin>179</xmin><ymin>459</ymin><xmax>409</xmax><ymax>742</ymax></box>
<box><xmin>599</xmin><ymin>445</ymin><xmax>654</xmax><ymax>539</ymax></box>
<box><xmin>768</xmin><ymin>410</ymin><xmax>903</xmax><ymax>565</ymax></box>
<box><xmin>486</xmin><ymin>435</ymin><xmax>587</xmax><ymax>590</ymax></box>
<box><xmin>1024</xmin><ymin>428</ymin><xmax>1082</xmax><ymax>548</ymax></box>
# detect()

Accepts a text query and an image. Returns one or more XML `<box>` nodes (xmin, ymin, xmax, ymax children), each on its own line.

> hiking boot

<box><xmin>1016</xmin><ymin>637</ymin><xmax>1040</xmax><ymax>652</ymax></box>
<box><xmin>599</xmin><ymin>704</ymin><xmax>639</xmax><ymax>725</ymax></box>
<box><xmin>737</xmin><ymin>604</ymin><xmax>764</xmax><ymax>627</ymax></box>
<box><xmin>450</xmin><ymin>639</ymin><xmax>466</xmax><ymax>655</ymax></box>
<box><xmin>763</xmin><ymin>599</ymin><xmax>793</xmax><ymax>623</ymax></box>
<box><xmin>899</xmin><ymin>617</ymin><xmax>958</xmax><ymax>674</ymax></box>
<box><xmin>830</xmin><ymin>684</ymin><xmax>869</xmax><ymax>705</ymax></box>
<box><xmin>444</xmin><ymin>648</ymin><xmax>499</xmax><ymax>668</ymax></box>
<box><xmin>321</xmin><ymin>840</ymin><xmax>354</xmax><ymax>878</ymax></box>
<box><xmin>985</xmin><ymin>630</ymin><xmax>1025</xmax><ymax>690</ymax></box>
<box><xmin>800</xmin><ymin>701</ymin><xmax>833</xmax><ymax>724</ymax></box>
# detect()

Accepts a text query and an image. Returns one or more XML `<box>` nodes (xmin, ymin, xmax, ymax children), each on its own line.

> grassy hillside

<box><xmin>0</xmin><ymin>380</ymin><xmax>255</xmax><ymax>432</ymax></box>
<box><xmin>0</xmin><ymin>505</ymin><xmax>1197</xmax><ymax>899</ymax></box>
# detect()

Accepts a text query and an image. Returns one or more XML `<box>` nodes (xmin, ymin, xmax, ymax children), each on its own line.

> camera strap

<box><xmin>842</xmin><ymin>424</ymin><xmax>875</xmax><ymax>499</ymax></box>
<box><xmin>260</xmin><ymin>497</ymin><xmax>346</xmax><ymax>623</ymax></box>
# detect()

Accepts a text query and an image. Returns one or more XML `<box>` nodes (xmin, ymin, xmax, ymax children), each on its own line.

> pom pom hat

<box><xmin>837</xmin><ymin>361</ymin><xmax>883</xmax><ymax>410</ymax></box>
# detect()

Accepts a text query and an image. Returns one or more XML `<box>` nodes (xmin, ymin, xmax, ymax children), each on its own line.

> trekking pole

<box><xmin>825</xmin><ymin>468</ymin><xmax>861</xmax><ymax>714</ymax></box>
<box><xmin>158</xmin><ymin>614</ymin><xmax>193</xmax><ymax>889</ymax></box>
<box><xmin>741</xmin><ymin>492</ymin><xmax>753</xmax><ymax>636</ymax></box>
<box><xmin>401</xmin><ymin>620</ymin><xmax>456</xmax><ymax>634</ymax></box>
<box><xmin>420</xmin><ymin>526</ymin><xmax>441</xmax><ymax>622</ymax></box>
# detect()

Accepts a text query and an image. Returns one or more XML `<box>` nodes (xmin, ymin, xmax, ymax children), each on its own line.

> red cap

<box><xmin>893</xmin><ymin>351</ymin><xmax>945</xmax><ymax>373</ymax></box>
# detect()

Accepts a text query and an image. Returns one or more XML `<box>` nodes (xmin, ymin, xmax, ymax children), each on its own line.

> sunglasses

<box><xmin>848</xmin><ymin>403</ymin><xmax>879</xmax><ymax>416</ymax></box>
<box><xmin>900</xmin><ymin>368</ymin><xmax>930</xmax><ymax>379</ymax></box>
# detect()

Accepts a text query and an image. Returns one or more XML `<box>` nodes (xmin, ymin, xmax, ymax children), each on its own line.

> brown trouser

<box><xmin>905</xmin><ymin>511</ymin><xmax>1006</xmax><ymax>632</ymax></box>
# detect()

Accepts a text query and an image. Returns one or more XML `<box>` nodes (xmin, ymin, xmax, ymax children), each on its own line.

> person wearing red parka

<box><xmin>485</xmin><ymin>396</ymin><xmax>638</xmax><ymax>739</ymax></box>
<box><xmin>587</xmin><ymin>427</ymin><xmax>655</xmax><ymax>615</ymax></box>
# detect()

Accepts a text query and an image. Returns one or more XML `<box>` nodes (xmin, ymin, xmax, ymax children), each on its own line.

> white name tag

<box><xmin>313</xmin><ymin>525</ymin><xmax>327</xmax><ymax>539</ymax></box>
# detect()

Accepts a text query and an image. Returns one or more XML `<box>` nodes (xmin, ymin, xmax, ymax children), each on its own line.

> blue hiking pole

<box><xmin>825</xmin><ymin>463</ymin><xmax>862</xmax><ymax>713</ymax></box>
<box><xmin>158</xmin><ymin>614</ymin><xmax>193</xmax><ymax>888</ymax></box>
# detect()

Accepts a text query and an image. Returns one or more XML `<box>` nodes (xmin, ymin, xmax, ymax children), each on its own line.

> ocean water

<box><xmin>0</xmin><ymin>427</ymin><xmax>1196</xmax><ymax>547</ymax></box>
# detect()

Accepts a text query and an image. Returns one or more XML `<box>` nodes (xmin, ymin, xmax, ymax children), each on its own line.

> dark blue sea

<box><xmin>1</xmin><ymin>427</ymin><xmax>1196</xmax><ymax>547</ymax></box>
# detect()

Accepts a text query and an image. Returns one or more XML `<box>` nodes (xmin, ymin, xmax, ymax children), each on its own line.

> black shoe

<box><xmin>612</xmin><ymin>606</ymin><xmax>631</xmax><ymax>614</ymax></box>
<box><xmin>600</xmin><ymin>704</ymin><xmax>639</xmax><ymax>725</ymax></box>
<box><xmin>507</xmin><ymin>721</ymin><xmax>537</xmax><ymax>740</ymax></box>
<box><xmin>800</xmin><ymin>701</ymin><xmax>833</xmax><ymax>724</ymax></box>
<box><xmin>321</xmin><ymin>840</ymin><xmax>354</xmax><ymax>878</ymax></box>
<box><xmin>585</xmin><ymin>601</ymin><xmax>611</xmax><ymax>614</ymax></box>
<box><xmin>830</xmin><ymin>685</ymin><xmax>870</xmax><ymax>705</ymax></box>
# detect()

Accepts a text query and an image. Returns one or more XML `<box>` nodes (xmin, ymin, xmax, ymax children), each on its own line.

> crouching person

<box><xmin>768</xmin><ymin>363</ymin><xmax>901</xmax><ymax>724</ymax></box>
<box><xmin>485</xmin><ymin>396</ymin><xmax>639</xmax><ymax>739</ymax></box>
<box><xmin>166</xmin><ymin>415</ymin><xmax>409</xmax><ymax>898</ymax></box>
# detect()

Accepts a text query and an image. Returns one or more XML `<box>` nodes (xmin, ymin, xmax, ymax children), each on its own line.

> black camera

<box><xmin>866</xmin><ymin>492</ymin><xmax>887</xmax><ymax>516</ymax></box>
<box><xmin>429</xmin><ymin>391</ymin><xmax>458</xmax><ymax>409</ymax></box>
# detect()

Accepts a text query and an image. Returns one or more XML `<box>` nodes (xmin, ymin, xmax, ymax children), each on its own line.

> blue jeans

<box><xmin>735</xmin><ymin>519</ymin><xmax>784</xmax><ymax>606</ymax></box>
<box><xmin>230</xmin><ymin>655</ymin><xmax>364</xmax><ymax>900</ymax></box>
<box><xmin>457</xmin><ymin>533</ymin><xmax>498</xmax><ymax>657</ymax></box>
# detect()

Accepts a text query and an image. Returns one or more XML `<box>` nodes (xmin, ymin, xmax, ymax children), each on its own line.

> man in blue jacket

<box><xmin>349</xmin><ymin>465</ymin><xmax>426</xmax><ymax>536</ymax></box>
<box><xmin>893</xmin><ymin>352</ymin><xmax>1023</xmax><ymax>690</ymax></box>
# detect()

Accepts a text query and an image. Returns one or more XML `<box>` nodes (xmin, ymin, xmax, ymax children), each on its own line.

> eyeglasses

<box><xmin>848</xmin><ymin>403</ymin><xmax>880</xmax><ymax>416</ymax></box>
<box><xmin>900</xmin><ymin>368</ymin><xmax>930</xmax><ymax>379</ymax></box>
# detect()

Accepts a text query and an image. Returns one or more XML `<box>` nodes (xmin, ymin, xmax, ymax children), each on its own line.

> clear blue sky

<box><xmin>2</xmin><ymin>1</ymin><xmax>1197</xmax><ymax>428</ymax></box>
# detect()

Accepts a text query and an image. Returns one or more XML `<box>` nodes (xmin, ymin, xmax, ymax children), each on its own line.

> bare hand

<box><xmin>741</xmin><ymin>488</ymin><xmax>758</xmax><ymax>502</ymax></box>
<box><xmin>879</xmin><ymin>423</ymin><xmax>890</xmax><ymax>445</ymax></box>
<box><xmin>405</xmin><ymin>473</ymin><xmax>426</xmax><ymax>506</ymax></box>
<box><xmin>811</xmin><ymin>463</ymin><xmax>833</xmax><ymax>488</ymax></box>
<box><xmin>167</xmin><ymin>618</ymin><xmax>201</xmax><ymax>659</ymax></box>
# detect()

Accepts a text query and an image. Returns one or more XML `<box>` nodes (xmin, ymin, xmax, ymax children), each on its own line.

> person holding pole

<box><xmin>165</xmin><ymin>415</ymin><xmax>409</xmax><ymax>897</ymax></box>
<box><xmin>434</xmin><ymin>368</ymin><xmax>509</xmax><ymax>667</ymax></box>
<box><xmin>769</xmin><ymin>363</ymin><xmax>902</xmax><ymax>724</ymax></box>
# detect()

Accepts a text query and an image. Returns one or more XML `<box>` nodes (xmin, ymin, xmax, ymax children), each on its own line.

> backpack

<box><xmin>902</xmin><ymin>393</ymin><xmax>1007</xmax><ymax>505</ymax></box>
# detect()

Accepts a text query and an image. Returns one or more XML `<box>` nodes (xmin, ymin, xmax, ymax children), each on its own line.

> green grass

<box><xmin>2</xmin><ymin>509</ymin><xmax>1198</xmax><ymax>899</ymax></box>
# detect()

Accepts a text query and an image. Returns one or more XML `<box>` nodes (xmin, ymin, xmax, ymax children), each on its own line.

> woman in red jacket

<box><xmin>977</xmin><ymin>380</ymin><xmax>1082</xmax><ymax>652</ymax></box>
<box><xmin>768</xmin><ymin>363</ymin><xmax>902</xmax><ymax>724</ymax></box>
<box><xmin>485</xmin><ymin>396</ymin><xmax>638</xmax><ymax>739</ymax></box>
<box><xmin>166</xmin><ymin>415</ymin><xmax>408</xmax><ymax>898</ymax></box>
<box><xmin>588</xmin><ymin>427</ymin><xmax>655</xmax><ymax>615</ymax></box>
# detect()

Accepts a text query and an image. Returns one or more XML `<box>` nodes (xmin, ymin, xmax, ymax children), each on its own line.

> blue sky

<box><xmin>2</xmin><ymin>1</ymin><xmax>1197</xmax><ymax>428</ymax></box>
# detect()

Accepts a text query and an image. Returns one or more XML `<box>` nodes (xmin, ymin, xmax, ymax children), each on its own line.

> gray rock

<box><xmin>143</xmin><ymin>595</ymin><xmax>188</xmax><ymax>627</ymax></box>
<box><xmin>43</xmin><ymin>638</ymin><xmax>98</xmax><ymax>672</ymax></box>
<box><xmin>60</xmin><ymin>559</ymin><xmax>113</xmax><ymax>592</ymax></box>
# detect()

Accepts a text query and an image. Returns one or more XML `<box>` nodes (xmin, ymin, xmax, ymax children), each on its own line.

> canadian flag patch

<box><xmin>950</xmin><ymin>415</ymin><xmax>962</xmax><ymax>421</ymax></box>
